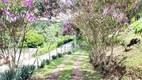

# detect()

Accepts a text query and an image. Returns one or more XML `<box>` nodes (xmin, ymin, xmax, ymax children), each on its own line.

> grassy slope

<box><xmin>116</xmin><ymin>18</ymin><xmax>142</xmax><ymax>79</ymax></box>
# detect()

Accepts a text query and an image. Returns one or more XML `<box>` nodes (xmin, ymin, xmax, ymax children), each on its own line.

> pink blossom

<box><xmin>112</xmin><ymin>12</ymin><xmax>118</xmax><ymax>18</ymax></box>
<box><xmin>66</xmin><ymin>20</ymin><xmax>70</xmax><ymax>24</ymax></box>
<box><xmin>2</xmin><ymin>0</ymin><xmax>8</xmax><ymax>3</ymax></box>
<box><xmin>135</xmin><ymin>0</ymin><xmax>139</xmax><ymax>7</ymax></box>
<box><xmin>117</xmin><ymin>13</ymin><xmax>125</xmax><ymax>22</ymax></box>
<box><xmin>114</xmin><ymin>29</ymin><xmax>118</xmax><ymax>32</ymax></box>
<box><xmin>8</xmin><ymin>14</ymin><xmax>15</xmax><ymax>18</ymax></box>
<box><xmin>122</xmin><ymin>2</ymin><xmax>127</xmax><ymax>6</ymax></box>
<box><xmin>70</xmin><ymin>2</ymin><xmax>73</xmax><ymax>6</ymax></box>
<box><xmin>3</xmin><ymin>9</ymin><xmax>8</xmax><ymax>15</ymax></box>
<box><xmin>60</xmin><ymin>2</ymin><xmax>65</xmax><ymax>5</ymax></box>
<box><xmin>43</xmin><ymin>0</ymin><xmax>48</xmax><ymax>3</ymax></box>
<box><xmin>46</xmin><ymin>5</ymin><xmax>51</xmax><ymax>9</ymax></box>
<box><xmin>103</xmin><ymin>8</ymin><xmax>112</xmax><ymax>16</ymax></box>
<box><xmin>25</xmin><ymin>0</ymin><xmax>34</xmax><ymax>8</ymax></box>
<box><xmin>26</xmin><ymin>13</ymin><xmax>35</xmax><ymax>20</ymax></box>
<box><xmin>122</xmin><ymin>39</ymin><xmax>125</xmax><ymax>42</ymax></box>
<box><xmin>113</xmin><ymin>3</ymin><xmax>119</xmax><ymax>8</ymax></box>
<box><xmin>125</xmin><ymin>19</ymin><xmax>129</xmax><ymax>25</ymax></box>
<box><xmin>66</xmin><ymin>0</ymin><xmax>68</xmax><ymax>4</ymax></box>
<box><xmin>88</xmin><ymin>3</ymin><xmax>91</xmax><ymax>8</ymax></box>
<box><xmin>81</xmin><ymin>0</ymin><xmax>84</xmax><ymax>3</ymax></box>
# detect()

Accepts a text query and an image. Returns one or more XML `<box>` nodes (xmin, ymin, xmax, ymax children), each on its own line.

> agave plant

<box><xmin>15</xmin><ymin>65</ymin><xmax>35</xmax><ymax>80</ymax></box>
<box><xmin>0</xmin><ymin>69</ymin><xmax>15</xmax><ymax>80</ymax></box>
<box><xmin>0</xmin><ymin>65</ymin><xmax>35</xmax><ymax>80</ymax></box>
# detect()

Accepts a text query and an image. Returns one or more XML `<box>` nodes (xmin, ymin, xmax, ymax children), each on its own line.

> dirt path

<box><xmin>45</xmin><ymin>54</ymin><xmax>75</xmax><ymax>80</ymax></box>
<box><xmin>71</xmin><ymin>52</ymin><xmax>83</xmax><ymax>80</ymax></box>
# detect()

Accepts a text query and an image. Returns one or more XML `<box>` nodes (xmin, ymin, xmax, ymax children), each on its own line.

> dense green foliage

<box><xmin>24</xmin><ymin>33</ymin><xmax>44</xmax><ymax>48</ymax></box>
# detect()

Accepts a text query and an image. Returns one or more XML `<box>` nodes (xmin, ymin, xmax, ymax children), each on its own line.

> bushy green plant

<box><xmin>45</xmin><ymin>59</ymin><xmax>50</xmax><ymax>65</ymax></box>
<box><xmin>52</xmin><ymin>55</ymin><xmax>57</xmax><ymax>60</ymax></box>
<box><xmin>57</xmin><ymin>53</ymin><xmax>63</xmax><ymax>58</ymax></box>
<box><xmin>25</xmin><ymin>33</ymin><xmax>44</xmax><ymax>48</ymax></box>
<box><xmin>39</xmin><ymin>60</ymin><xmax>46</xmax><ymax>68</ymax></box>
<box><xmin>67</xmin><ymin>51</ymin><xmax>72</xmax><ymax>55</ymax></box>
<box><xmin>39</xmin><ymin>59</ymin><xmax>50</xmax><ymax>68</ymax></box>
<box><xmin>0</xmin><ymin>65</ymin><xmax>35</xmax><ymax>80</ymax></box>
<box><xmin>15</xmin><ymin>65</ymin><xmax>35</xmax><ymax>80</ymax></box>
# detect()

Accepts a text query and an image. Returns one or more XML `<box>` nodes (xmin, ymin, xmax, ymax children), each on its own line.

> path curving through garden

<box><xmin>45</xmin><ymin>55</ymin><xmax>74</xmax><ymax>80</ymax></box>
<box><xmin>71</xmin><ymin>52</ymin><xmax>83</xmax><ymax>80</ymax></box>
<box><xmin>45</xmin><ymin>51</ymin><xmax>84</xmax><ymax>80</ymax></box>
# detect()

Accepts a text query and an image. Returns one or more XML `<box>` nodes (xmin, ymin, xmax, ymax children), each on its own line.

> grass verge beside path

<box><xmin>58</xmin><ymin>53</ymin><xmax>81</xmax><ymax>80</ymax></box>
<box><xmin>32</xmin><ymin>54</ymin><xmax>71</xmax><ymax>79</ymax></box>
<box><xmin>81</xmin><ymin>51</ymin><xmax>102</xmax><ymax>80</ymax></box>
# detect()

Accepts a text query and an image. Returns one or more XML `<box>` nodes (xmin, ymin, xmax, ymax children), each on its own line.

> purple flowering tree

<box><xmin>0</xmin><ymin>0</ymin><xmax>36</xmax><ymax>69</ymax></box>
<box><xmin>62</xmin><ymin>20</ymin><xmax>78</xmax><ymax>50</ymax></box>
<box><xmin>73</xmin><ymin>0</ymin><xmax>142</xmax><ymax>78</ymax></box>
<box><xmin>36</xmin><ymin>0</ymin><xmax>60</xmax><ymax>19</ymax></box>
<box><xmin>0</xmin><ymin>0</ymin><xmax>76</xmax><ymax>68</ymax></box>
<box><xmin>62</xmin><ymin>21</ymin><xmax>76</xmax><ymax>35</ymax></box>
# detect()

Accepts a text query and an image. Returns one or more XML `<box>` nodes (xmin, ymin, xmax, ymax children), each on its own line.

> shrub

<box><xmin>0</xmin><ymin>65</ymin><xmax>35</xmax><ymax>80</ymax></box>
<box><xmin>45</xmin><ymin>59</ymin><xmax>50</xmax><ymax>65</ymax></box>
<box><xmin>52</xmin><ymin>55</ymin><xmax>57</xmax><ymax>60</ymax></box>
<box><xmin>57</xmin><ymin>53</ymin><xmax>63</xmax><ymax>58</ymax></box>
<box><xmin>39</xmin><ymin>60</ymin><xmax>46</xmax><ymax>68</ymax></box>
<box><xmin>67</xmin><ymin>51</ymin><xmax>72</xmax><ymax>55</ymax></box>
